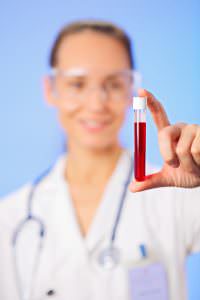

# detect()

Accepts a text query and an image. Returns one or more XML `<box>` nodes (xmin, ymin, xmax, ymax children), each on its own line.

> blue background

<box><xmin>0</xmin><ymin>1</ymin><xmax>199</xmax><ymax>298</ymax></box>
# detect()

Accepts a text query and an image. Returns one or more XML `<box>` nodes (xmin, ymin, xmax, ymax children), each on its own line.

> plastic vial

<box><xmin>133</xmin><ymin>96</ymin><xmax>147</xmax><ymax>181</ymax></box>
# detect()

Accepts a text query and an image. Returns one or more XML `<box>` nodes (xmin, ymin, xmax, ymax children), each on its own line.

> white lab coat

<box><xmin>1</xmin><ymin>149</ymin><xmax>200</xmax><ymax>300</ymax></box>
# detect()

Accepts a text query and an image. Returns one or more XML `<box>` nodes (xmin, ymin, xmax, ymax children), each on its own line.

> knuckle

<box><xmin>175</xmin><ymin>122</ymin><xmax>187</xmax><ymax>128</ymax></box>
<box><xmin>191</xmin><ymin>146</ymin><xmax>200</xmax><ymax>156</ymax></box>
<box><xmin>185</xmin><ymin>124</ymin><xmax>198</xmax><ymax>132</ymax></box>
<box><xmin>176</xmin><ymin>145</ymin><xmax>187</xmax><ymax>157</ymax></box>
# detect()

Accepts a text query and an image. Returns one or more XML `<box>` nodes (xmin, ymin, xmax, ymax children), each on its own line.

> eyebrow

<box><xmin>66</xmin><ymin>75</ymin><xmax>87</xmax><ymax>80</ymax></box>
<box><xmin>56</xmin><ymin>68</ymin><xmax>88</xmax><ymax>77</ymax></box>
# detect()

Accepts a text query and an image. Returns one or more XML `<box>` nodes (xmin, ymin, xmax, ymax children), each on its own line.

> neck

<box><xmin>65</xmin><ymin>141</ymin><xmax>123</xmax><ymax>185</ymax></box>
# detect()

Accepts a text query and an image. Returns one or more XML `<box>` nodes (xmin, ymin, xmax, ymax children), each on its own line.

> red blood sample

<box><xmin>134</xmin><ymin>122</ymin><xmax>146</xmax><ymax>181</ymax></box>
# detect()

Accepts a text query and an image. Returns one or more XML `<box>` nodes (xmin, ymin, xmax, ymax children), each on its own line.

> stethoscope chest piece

<box><xmin>97</xmin><ymin>245</ymin><xmax>121</xmax><ymax>270</ymax></box>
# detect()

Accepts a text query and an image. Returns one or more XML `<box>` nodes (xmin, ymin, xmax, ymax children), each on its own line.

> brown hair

<box><xmin>49</xmin><ymin>19</ymin><xmax>134</xmax><ymax>69</ymax></box>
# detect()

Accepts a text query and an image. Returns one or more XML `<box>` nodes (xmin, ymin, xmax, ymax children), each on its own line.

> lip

<box><xmin>79</xmin><ymin>119</ymin><xmax>111</xmax><ymax>133</ymax></box>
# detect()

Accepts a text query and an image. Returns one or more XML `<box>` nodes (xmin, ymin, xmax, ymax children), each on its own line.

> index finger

<box><xmin>138</xmin><ymin>89</ymin><xmax>170</xmax><ymax>130</ymax></box>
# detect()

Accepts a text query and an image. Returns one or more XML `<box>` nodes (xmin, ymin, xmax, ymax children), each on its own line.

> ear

<box><xmin>42</xmin><ymin>76</ymin><xmax>57</xmax><ymax>106</ymax></box>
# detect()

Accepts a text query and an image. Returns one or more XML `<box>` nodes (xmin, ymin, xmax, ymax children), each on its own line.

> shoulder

<box><xmin>0</xmin><ymin>184</ymin><xmax>31</xmax><ymax>228</ymax></box>
<box><xmin>0</xmin><ymin>154</ymin><xmax>67</xmax><ymax>229</ymax></box>
<box><xmin>0</xmin><ymin>184</ymin><xmax>31</xmax><ymax>210</ymax></box>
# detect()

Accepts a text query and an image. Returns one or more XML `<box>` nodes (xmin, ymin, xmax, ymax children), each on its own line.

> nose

<box><xmin>85</xmin><ymin>86</ymin><xmax>108</xmax><ymax>112</ymax></box>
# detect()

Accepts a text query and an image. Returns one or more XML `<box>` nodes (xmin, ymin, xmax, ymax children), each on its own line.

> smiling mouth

<box><xmin>79</xmin><ymin>119</ymin><xmax>111</xmax><ymax>132</ymax></box>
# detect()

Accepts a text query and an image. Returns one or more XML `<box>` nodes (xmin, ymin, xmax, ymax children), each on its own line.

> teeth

<box><xmin>80</xmin><ymin>119</ymin><xmax>110</xmax><ymax>130</ymax></box>
<box><xmin>85</xmin><ymin>120</ymin><xmax>103</xmax><ymax>126</ymax></box>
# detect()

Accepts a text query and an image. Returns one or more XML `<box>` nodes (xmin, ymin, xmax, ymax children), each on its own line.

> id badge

<box><xmin>128</xmin><ymin>262</ymin><xmax>169</xmax><ymax>300</ymax></box>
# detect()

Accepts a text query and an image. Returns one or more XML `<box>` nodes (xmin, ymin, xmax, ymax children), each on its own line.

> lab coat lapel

<box><xmin>34</xmin><ymin>156</ymin><xmax>87</xmax><ymax>268</ymax></box>
<box><xmin>50</xmin><ymin>157</ymin><xmax>87</xmax><ymax>258</ymax></box>
<box><xmin>85</xmin><ymin>150</ymin><xmax>133</xmax><ymax>252</ymax></box>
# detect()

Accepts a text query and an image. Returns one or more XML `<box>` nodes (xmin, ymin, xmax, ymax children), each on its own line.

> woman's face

<box><xmin>44</xmin><ymin>30</ymin><xmax>132</xmax><ymax>151</ymax></box>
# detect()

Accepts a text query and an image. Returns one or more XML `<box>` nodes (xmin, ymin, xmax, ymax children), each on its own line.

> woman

<box><xmin>0</xmin><ymin>20</ymin><xmax>200</xmax><ymax>300</ymax></box>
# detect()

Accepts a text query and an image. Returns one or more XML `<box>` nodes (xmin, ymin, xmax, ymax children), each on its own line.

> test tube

<box><xmin>133</xmin><ymin>96</ymin><xmax>147</xmax><ymax>181</ymax></box>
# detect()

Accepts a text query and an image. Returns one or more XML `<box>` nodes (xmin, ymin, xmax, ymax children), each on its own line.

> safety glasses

<box><xmin>49</xmin><ymin>68</ymin><xmax>142</xmax><ymax>106</ymax></box>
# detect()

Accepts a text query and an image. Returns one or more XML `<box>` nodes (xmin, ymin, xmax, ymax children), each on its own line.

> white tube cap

<box><xmin>133</xmin><ymin>96</ymin><xmax>147</xmax><ymax>110</ymax></box>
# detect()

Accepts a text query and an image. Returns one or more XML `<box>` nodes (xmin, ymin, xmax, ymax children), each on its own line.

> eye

<box><xmin>67</xmin><ymin>80</ymin><xmax>85</xmax><ymax>89</ymax></box>
<box><xmin>107</xmin><ymin>79</ymin><xmax>123</xmax><ymax>90</ymax></box>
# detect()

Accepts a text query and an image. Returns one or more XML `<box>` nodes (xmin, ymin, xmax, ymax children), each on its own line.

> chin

<box><xmin>81</xmin><ymin>139</ymin><xmax>116</xmax><ymax>152</ymax></box>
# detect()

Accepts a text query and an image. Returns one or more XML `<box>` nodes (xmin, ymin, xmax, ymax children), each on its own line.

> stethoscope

<box><xmin>11</xmin><ymin>160</ymin><xmax>134</xmax><ymax>300</ymax></box>
<box><xmin>12</xmin><ymin>167</ymin><xmax>52</xmax><ymax>300</ymax></box>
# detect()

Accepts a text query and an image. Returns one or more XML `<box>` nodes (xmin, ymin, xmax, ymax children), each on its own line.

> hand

<box><xmin>129</xmin><ymin>89</ymin><xmax>200</xmax><ymax>192</ymax></box>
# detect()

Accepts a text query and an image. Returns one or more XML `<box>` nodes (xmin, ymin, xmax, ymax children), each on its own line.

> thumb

<box><xmin>129</xmin><ymin>172</ymin><xmax>167</xmax><ymax>192</ymax></box>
